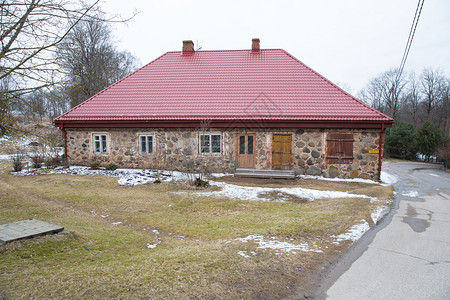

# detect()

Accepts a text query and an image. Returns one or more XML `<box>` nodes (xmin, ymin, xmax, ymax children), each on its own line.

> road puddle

<box><xmin>401</xmin><ymin>204</ymin><xmax>431</xmax><ymax>233</ymax></box>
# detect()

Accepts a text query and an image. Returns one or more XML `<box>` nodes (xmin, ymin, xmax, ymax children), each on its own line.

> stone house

<box><xmin>54</xmin><ymin>39</ymin><xmax>393</xmax><ymax>180</ymax></box>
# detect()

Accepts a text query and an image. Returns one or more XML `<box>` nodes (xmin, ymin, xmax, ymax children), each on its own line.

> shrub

<box><xmin>90</xmin><ymin>161</ymin><xmax>101</xmax><ymax>170</ymax></box>
<box><xmin>105</xmin><ymin>163</ymin><xmax>118</xmax><ymax>171</ymax></box>
<box><xmin>45</xmin><ymin>155</ymin><xmax>62</xmax><ymax>169</ymax></box>
<box><xmin>437</xmin><ymin>141</ymin><xmax>450</xmax><ymax>169</ymax></box>
<box><xmin>11</xmin><ymin>154</ymin><xmax>23</xmax><ymax>172</ymax></box>
<box><xmin>30</xmin><ymin>154</ymin><xmax>44</xmax><ymax>168</ymax></box>
<box><xmin>192</xmin><ymin>177</ymin><xmax>209</xmax><ymax>188</ymax></box>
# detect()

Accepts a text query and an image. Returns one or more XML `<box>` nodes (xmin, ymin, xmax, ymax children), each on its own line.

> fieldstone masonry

<box><xmin>66</xmin><ymin>127</ymin><xmax>382</xmax><ymax>180</ymax></box>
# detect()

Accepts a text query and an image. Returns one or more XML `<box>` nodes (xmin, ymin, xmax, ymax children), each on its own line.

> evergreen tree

<box><xmin>385</xmin><ymin>120</ymin><xmax>416</xmax><ymax>159</ymax></box>
<box><xmin>414</xmin><ymin>121</ymin><xmax>445</xmax><ymax>160</ymax></box>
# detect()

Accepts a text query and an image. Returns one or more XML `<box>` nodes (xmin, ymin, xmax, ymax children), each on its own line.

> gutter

<box><xmin>60</xmin><ymin>124</ymin><xmax>68</xmax><ymax>164</ymax></box>
<box><xmin>378</xmin><ymin>123</ymin><xmax>385</xmax><ymax>180</ymax></box>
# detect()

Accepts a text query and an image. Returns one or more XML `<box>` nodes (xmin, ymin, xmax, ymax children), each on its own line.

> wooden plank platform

<box><xmin>235</xmin><ymin>168</ymin><xmax>295</xmax><ymax>179</ymax></box>
<box><xmin>0</xmin><ymin>219</ymin><xmax>64</xmax><ymax>244</ymax></box>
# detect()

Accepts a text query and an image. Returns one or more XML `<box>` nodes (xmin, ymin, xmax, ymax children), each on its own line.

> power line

<box><xmin>384</xmin><ymin>0</ymin><xmax>424</xmax><ymax>117</ymax></box>
<box><xmin>396</xmin><ymin>0</ymin><xmax>425</xmax><ymax>82</ymax></box>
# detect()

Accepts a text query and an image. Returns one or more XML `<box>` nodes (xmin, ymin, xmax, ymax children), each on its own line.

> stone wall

<box><xmin>66</xmin><ymin>128</ymin><xmax>236</xmax><ymax>173</ymax></box>
<box><xmin>65</xmin><ymin>127</ymin><xmax>382</xmax><ymax>179</ymax></box>
<box><xmin>292</xmin><ymin>129</ymin><xmax>382</xmax><ymax>179</ymax></box>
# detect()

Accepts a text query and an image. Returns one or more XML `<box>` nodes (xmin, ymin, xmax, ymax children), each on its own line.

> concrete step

<box><xmin>235</xmin><ymin>168</ymin><xmax>295</xmax><ymax>179</ymax></box>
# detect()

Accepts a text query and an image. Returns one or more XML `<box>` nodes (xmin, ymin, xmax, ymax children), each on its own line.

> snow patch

<box><xmin>332</xmin><ymin>220</ymin><xmax>370</xmax><ymax>243</ymax></box>
<box><xmin>401</xmin><ymin>190</ymin><xmax>419</xmax><ymax>197</ymax></box>
<box><xmin>237</xmin><ymin>250</ymin><xmax>256</xmax><ymax>258</ymax></box>
<box><xmin>371</xmin><ymin>206</ymin><xmax>390</xmax><ymax>224</ymax></box>
<box><xmin>428</xmin><ymin>173</ymin><xmax>440</xmax><ymax>177</ymax></box>
<box><xmin>236</xmin><ymin>234</ymin><xmax>322</xmax><ymax>253</ymax></box>
<box><xmin>299</xmin><ymin>175</ymin><xmax>379</xmax><ymax>184</ymax></box>
<box><xmin>146</xmin><ymin>243</ymin><xmax>159</xmax><ymax>249</ymax></box>
<box><xmin>12</xmin><ymin>166</ymin><xmax>227</xmax><ymax>187</ymax></box>
<box><xmin>380</xmin><ymin>171</ymin><xmax>398</xmax><ymax>185</ymax></box>
<box><xmin>111</xmin><ymin>221</ymin><xmax>122</xmax><ymax>226</ymax></box>
<box><xmin>193</xmin><ymin>181</ymin><xmax>377</xmax><ymax>202</ymax></box>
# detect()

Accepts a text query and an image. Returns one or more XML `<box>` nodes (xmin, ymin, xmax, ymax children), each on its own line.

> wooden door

<box><xmin>272</xmin><ymin>134</ymin><xmax>292</xmax><ymax>170</ymax></box>
<box><xmin>236</xmin><ymin>134</ymin><xmax>255</xmax><ymax>168</ymax></box>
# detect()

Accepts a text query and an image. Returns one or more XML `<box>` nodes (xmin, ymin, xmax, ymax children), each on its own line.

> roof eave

<box><xmin>54</xmin><ymin>119</ymin><xmax>393</xmax><ymax>129</ymax></box>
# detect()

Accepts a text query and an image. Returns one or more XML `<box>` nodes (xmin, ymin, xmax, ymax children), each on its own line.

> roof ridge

<box><xmin>164</xmin><ymin>48</ymin><xmax>284</xmax><ymax>54</ymax></box>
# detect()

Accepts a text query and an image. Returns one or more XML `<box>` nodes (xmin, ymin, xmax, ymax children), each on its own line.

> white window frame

<box><xmin>139</xmin><ymin>134</ymin><xmax>154</xmax><ymax>155</ymax></box>
<box><xmin>93</xmin><ymin>133</ymin><xmax>108</xmax><ymax>154</ymax></box>
<box><xmin>199</xmin><ymin>133</ymin><xmax>222</xmax><ymax>154</ymax></box>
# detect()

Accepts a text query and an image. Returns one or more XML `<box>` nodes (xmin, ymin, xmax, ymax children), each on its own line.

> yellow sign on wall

<box><xmin>369</xmin><ymin>150</ymin><xmax>379</xmax><ymax>154</ymax></box>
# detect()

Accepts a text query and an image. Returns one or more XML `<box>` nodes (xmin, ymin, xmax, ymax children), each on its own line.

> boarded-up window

<box><xmin>326</xmin><ymin>133</ymin><xmax>354</xmax><ymax>164</ymax></box>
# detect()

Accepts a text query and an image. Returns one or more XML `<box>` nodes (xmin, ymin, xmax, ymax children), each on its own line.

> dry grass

<box><xmin>0</xmin><ymin>160</ymin><xmax>394</xmax><ymax>299</ymax></box>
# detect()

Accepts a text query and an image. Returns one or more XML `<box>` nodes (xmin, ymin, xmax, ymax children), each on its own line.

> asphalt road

<box><xmin>324</xmin><ymin>161</ymin><xmax>450</xmax><ymax>300</ymax></box>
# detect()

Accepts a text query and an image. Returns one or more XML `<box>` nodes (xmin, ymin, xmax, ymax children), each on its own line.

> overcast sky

<box><xmin>103</xmin><ymin>0</ymin><xmax>450</xmax><ymax>96</ymax></box>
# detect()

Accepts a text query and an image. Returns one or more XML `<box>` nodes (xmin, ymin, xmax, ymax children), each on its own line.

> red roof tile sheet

<box><xmin>55</xmin><ymin>49</ymin><xmax>393</xmax><ymax>125</ymax></box>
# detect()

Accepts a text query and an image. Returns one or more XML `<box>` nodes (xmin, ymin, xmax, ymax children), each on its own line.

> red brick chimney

<box><xmin>182</xmin><ymin>40</ymin><xmax>194</xmax><ymax>54</ymax></box>
<box><xmin>252</xmin><ymin>38</ymin><xmax>260</xmax><ymax>52</ymax></box>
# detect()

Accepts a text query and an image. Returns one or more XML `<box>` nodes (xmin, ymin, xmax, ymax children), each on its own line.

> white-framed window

<box><xmin>93</xmin><ymin>133</ymin><xmax>108</xmax><ymax>153</ymax></box>
<box><xmin>139</xmin><ymin>134</ymin><xmax>154</xmax><ymax>154</ymax></box>
<box><xmin>199</xmin><ymin>133</ymin><xmax>222</xmax><ymax>154</ymax></box>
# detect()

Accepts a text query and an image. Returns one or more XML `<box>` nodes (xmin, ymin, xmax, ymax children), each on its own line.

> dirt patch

<box><xmin>257</xmin><ymin>191</ymin><xmax>309</xmax><ymax>203</ymax></box>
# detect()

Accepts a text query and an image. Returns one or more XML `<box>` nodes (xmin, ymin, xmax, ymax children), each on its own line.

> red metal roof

<box><xmin>55</xmin><ymin>49</ymin><xmax>393</xmax><ymax>127</ymax></box>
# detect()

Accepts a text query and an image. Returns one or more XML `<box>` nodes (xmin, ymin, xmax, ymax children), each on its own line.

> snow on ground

<box><xmin>401</xmin><ymin>190</ymin><xmax>419</xmax><ymax>197</ymax></box>
<box><xmin>332</xmin><ymin>220</ymin><xmax>370</xmax><ymax>243</ymax></box>
<box><xmin>0</xmin><ymin>135</ymin><xmax>10</xmax><ymax>142</ymax></box>
<box><xmin>193</xmin><ymin>181</ymin><xmax>377</xmax><ymax>202</ymax></box>
<box><xmin>10</xmin><ymin>166</ymin><xmax>378</xmax><ymax>202</ymax></box>
<box><xmin>380</xmin><ymin>171</ymin><xmax>398</xmax><ymax>186</ymax></box>
<box><xmin>13</xmin><ymin>166</ymin><xmax>167</xmax><ymax>186</ymax></box>
<box><xmin>299</xmin><ymin>174</ymin><xmax>379</xmax><ymax>184</ymax></box>
<box><xmin>371</xmin><ymin>205</ymin><xmax>391</xmax><ymax>224</ymax></box>
<box><xmin>236</xmin><ymin>234</ymin><xmax>323</xmax><ymax>254</ymax></box>
<box><xmin>7</xmin><ymin>164</ymin><xmax>395</xmax><ymax>254</ymax></box>
<box><xmin>146</xmin><ymin>242</ymin><xmax>159</xmax><ymax>249</ymax></box>
<box><xmin>237</xmin><ymin>250</ymin><xmax>256</xmax><ymax>258</ymax></box>
<box><xmin>0</xmin><ymin>134</ymin><xmax>40</xmax><ymax>148</ymax></box>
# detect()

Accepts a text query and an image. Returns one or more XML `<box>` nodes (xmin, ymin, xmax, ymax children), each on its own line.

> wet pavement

<box><xmin>323</xmin><ymin>161</ymin><xmax>450</xmax><ymax>300</ymax></box>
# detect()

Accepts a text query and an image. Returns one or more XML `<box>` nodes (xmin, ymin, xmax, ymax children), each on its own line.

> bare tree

<box><xmin>44</xmin><ymin>87</ymin><xmax>70</xmax><ymax>120</ymax></box>
<box><xmin>436</xmin><ymin>78</ymin><xmax>450</xmax><ymax>136</ymax></box>
<box><xmin>0</xmin><ymin>78</ymin><xmax>12</xmax><ymax>135</ymax></box>
<box><xmin>420</xmin><ymin>68</ymin><xmax>446</xmax><ymax>122</ymax></box>
<box><xmin>57</xmin><ymin>17</ymin><xmax>139</xmax><ymax>107</ymax></box>
<box><xmin>0</xmin><ymin>0</ymin><xmax>135</xmax><ymax>134</ymax></box>
<box><xmin>358</xmin><ymin>68</ymin><xmax>407</xmax><ymax>118</ymax></box>
<box><xmin>399</xmin><ymin>72</ymin><xmax>421</xmax><ymax>129</ymax></box>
